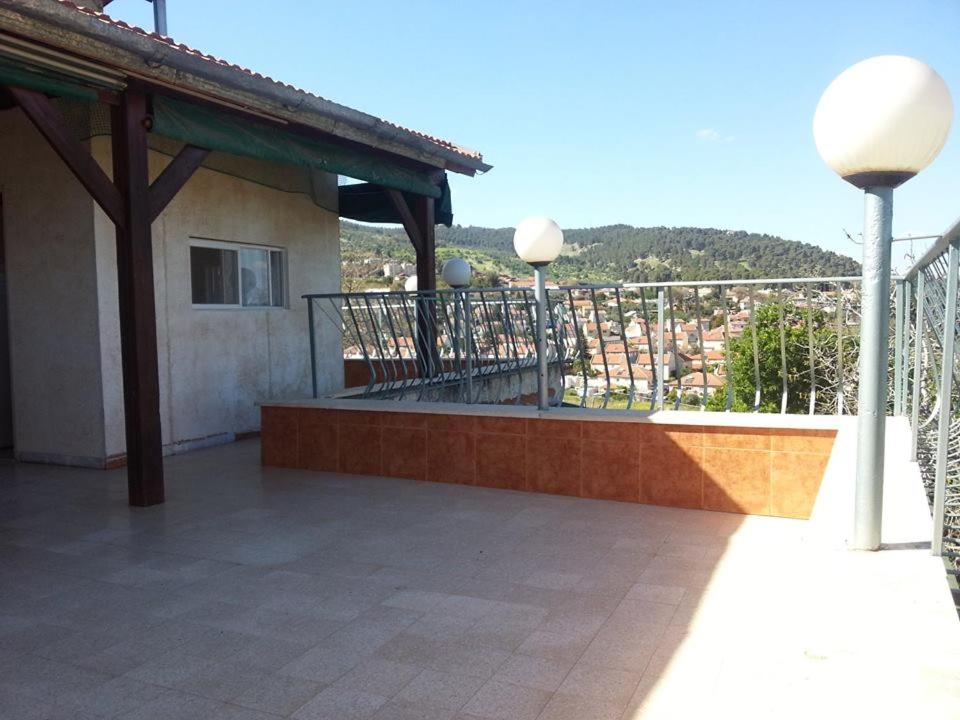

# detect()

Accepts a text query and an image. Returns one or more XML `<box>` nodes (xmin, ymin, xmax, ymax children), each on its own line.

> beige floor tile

<box><xmin>292</xmin><ymin>685</ymin><xmax>389</xmax><ymax>720</ymax></box>
<box><xmin>460</xmin><ymin>678</ymin><xmax>552</xmax><ymax>720</ymax></box>
<box><xmin>490</xmin><ymin>653</ymin><xmax>575</xmax><ymax>692</ymax></box>
<box><xmin>535</xmin><ymin>692</ymin><xmax>624</xmax><ymax>720</ymax></box>
<box><xmin>555</xmin><ymin>661</ymin><xmax>641</xmax><ymax>705</ymax></box>
<box><xmin>395</xmin><ymin>669</ymin><xmax>486</xmax><ymax>710</ymax></box>
<box><xmin>515</xmin><ymin>630</ymin><xmax>592</xmax><ymax>663</ymax></box>
<box><xmin>0</xmin><ymin>439</ymin><xmax>957</xmax><ymax>720</ymax></box>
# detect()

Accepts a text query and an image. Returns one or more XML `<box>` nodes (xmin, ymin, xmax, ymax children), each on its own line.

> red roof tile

<box><xmin>54</xmin><ymin>1</ymin><xmax>483</xmax><ymax>162</ymax></box>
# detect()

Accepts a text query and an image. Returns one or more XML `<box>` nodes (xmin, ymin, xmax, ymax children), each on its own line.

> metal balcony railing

<box><xmin>901</xmin><ymin>217</ymin><xmax>960</xmax><ymax>587</ymax></box>
<box><xmin>306</xmin><ymin>288</ymin><xmax>556</xmax><ymax>403</ymax></box>
<box><xmin>305</xmin><ymin>276</ymin><xmax>868</xmax><ymax>413</ymax></box>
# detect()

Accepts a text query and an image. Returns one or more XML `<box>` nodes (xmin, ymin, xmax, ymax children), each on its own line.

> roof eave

<box><xmin>0</xmin><ymin>0</ymin><xmax>491</xmax><ymax>176</ymax></box>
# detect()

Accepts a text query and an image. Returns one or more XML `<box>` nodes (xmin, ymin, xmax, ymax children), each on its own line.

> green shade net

<box><xmin>0</xmin><ymin>55</ymin><xmax>453</xmax><ymax>223</ymax></box>
<box><xmin>0</xmin><ymin>58</ymin><xmax>101</xmax><ymax>102</ymax></box>
<box><xmin>338</xmin><ymin>179</ymin><xmax>453</xmax><ymax>227</ymax></box>
<box><xmin>151</xmin><ymin>96</ymin><xmax>445</xmax><ymax>200</ymax></box>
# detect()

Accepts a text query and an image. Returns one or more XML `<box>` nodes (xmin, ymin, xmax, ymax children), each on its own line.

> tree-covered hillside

<box><xmin>341</xmin><ymin>221</ymin><xmax>859</xmax><ymax>286</ymax></box>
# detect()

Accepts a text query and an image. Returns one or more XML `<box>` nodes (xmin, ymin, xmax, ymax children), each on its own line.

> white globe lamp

<box><xmin>441</xmin><ymin>258</ymin><xmax>472</xmax><ymax>289</ymax></box>
<box><xmin>814</xmin><ymin>55</ymin><xmax>953</xmax><ymax>552</ymax></box>
<box><xmin>814</xmin><ymin>55</ymin><xmax>952</xmax><ymax>188</ymax></box>
<box><xmin>513</xmin><ymin>216</ymin><xmax>564</xmax><ymax>267</ymax></box>
<box><xmin>513</xmin><ymin>216</ymin><xmax>564</xmax><ymax>411</ymax></box>
<box><xmin>403</xmin><ymin>275</ymin><xmax>418</xmax><ymax>292</ymax></box>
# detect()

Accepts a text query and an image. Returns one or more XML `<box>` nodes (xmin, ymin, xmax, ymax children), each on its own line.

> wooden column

<box><xmin>411</xmin><ymin>195</ymin><xmax>439</xmax><ymax>374</ymax></box>
<box><xmin>9</xmin><ymin>83</ymin><xmax>208</xmax><ymax>506</ymax></box>
<box><xmin>412</xmin><ymin>195</ymin><xmax>436</xmax><ymax>291</ymax></box>
<box><xmin>112</xmin><ymin>89</ymin><xmax>164</xmax><ymax>506</ymax></box>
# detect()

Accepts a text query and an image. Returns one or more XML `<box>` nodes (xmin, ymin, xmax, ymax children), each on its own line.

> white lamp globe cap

<box><xmin>441</xmin><ymin>257</ymin><xmax>472</xmax><ymax>288</ymax></box>
<box><xmin>813</xmin><ymin>55</ymin><xmax>953</xmax><ymax>188</ymax></box>
<box><xmin>404</xmin><ymin>275</ymin><xmax>418</xmax><ymax>292</ymax></box>
<box><xmin>513</xmin><ymin>216</ymin><xmax>564</xmax><ymax>265</ymax></box>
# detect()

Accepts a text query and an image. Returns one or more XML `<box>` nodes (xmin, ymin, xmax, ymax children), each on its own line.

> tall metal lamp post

<box><xmin>442</xmin><ymin>258</ymin><xmax>474</xmax><ymax>401</ymax></box>
<box><xmin>813</xmin><ymin>55</ymin><xmax>953</xmax><ymax>550</ymax></box>
<box><xmin>513</xmin><ymin>217</ymin><xmax>564</xmax><ymax>410</ymax></box>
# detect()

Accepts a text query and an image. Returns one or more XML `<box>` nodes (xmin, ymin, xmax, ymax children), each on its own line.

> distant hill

<box><xmin>340</xmin><ymin>221</ymin><xmax>860</xmax><ymax>287</ymax></box>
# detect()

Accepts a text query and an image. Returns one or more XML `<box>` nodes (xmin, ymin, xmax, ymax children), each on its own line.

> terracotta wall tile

<box><xmin>641</xmin><ymin>443</ymin><xmax>703</xmax><ymax>509</ymax></box>
<box><xmin>427</xmin><ymin>430</ymin><xmax>476</xmax><ymax>484</ymax></box>
<box><xmin>476</xmin><ymin>416</ymin><xmax>527</xmax><ymax>435</ymax></box>
<box><xmin>526</xmin><ymin>418</ymin><xmax>582</xmax><ymax>439</ymax></box>
<box><xmin>382</xmin><ymin>428</ymin><xmax>427</xmax><ymax>480</ymax></box>
<box><xmin>426</xmin><ymin>413</ymin><xmax>477</xmax><ymax>433</ymax></box>
<box><xmin>526</xmin><ymin>436</ymin><xmax>581</xmax><ymax>496</ymax></box>
<box><xmin>298</xmin><ymin>411</ymin><xmax>338</xmax><ymax>472</ymax></box>
<box><xmin>770</xmin><ymin>452</ymin><xmax>829</xmax><ymax>519</ymax></box>
<box><xmin>642</xmin><ymin>424</ymin><xmax>704</xmax><ymax>450</ymax></box>
<box><xmin>261</xmin><ymin>406</ymin><xmax>299</xmax><ymax>468</ymax></box>
<box><xmin>338</xmin><ymin>424</ymin><xmax>382</xmax><ymax>475</ymax></box>
<box><xmin>581</xmin><ymin>421</ymin><xmax>639</xmax><ymax>445</ymax></box>
<box><xmin>702</xmin><ymin>448</ymin><xmax>771</xmax><ymax>515</ymax></box>
<box><xmin>476</xmin><ymin>433</ymin><xmax>526</xmax><ymax>489</ymax></box>
<box><xmin>381</xmin><ymin>412</ymin><xmax>429</xmax><ymax>429</ymax></box>
<box><xmin>581</xmin><ymin>441</ymin><xmax>640</xmax><ymax>502</ymax></box>
<box><xmin>702</xmin><ymin>427</ymin><xmax>771</xmax><ymax>451</ymax></box>
<box><xmin>339</xmin><ymin>410</ymin><xmax>383</xmax><ymax>427</ymax></box>
<box><xmin>770</xmin><ymin>429</ymin><xmax>836</xmax><ymax>455</ymax></box>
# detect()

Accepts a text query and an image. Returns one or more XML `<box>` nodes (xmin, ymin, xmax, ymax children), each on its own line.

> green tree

<box><xmin>707</xmin><ymin>303</ymin><xmax>820</xmax><ymax>413</ymax></box>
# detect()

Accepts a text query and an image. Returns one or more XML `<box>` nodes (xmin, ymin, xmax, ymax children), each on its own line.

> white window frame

<box><xmin>190</xmin><ymin>237</ymin><xmax>288</xmax><ymax>310</ymax></box>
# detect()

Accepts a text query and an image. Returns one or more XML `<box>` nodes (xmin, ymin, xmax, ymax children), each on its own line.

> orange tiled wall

<box><xmin>261</xmin><ymin>406</ymin><xmax>836</xmax><ymax>519</ymax></box>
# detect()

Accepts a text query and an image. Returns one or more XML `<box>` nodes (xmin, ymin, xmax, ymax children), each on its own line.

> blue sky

<box><xmin>106</xmin><ymin>0</ymin><xmax>959</xmax><ymax>271</ymax></box>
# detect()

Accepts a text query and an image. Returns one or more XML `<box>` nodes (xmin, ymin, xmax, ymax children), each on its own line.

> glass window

<box><xmin>190</xmin><ymin>241</ymin><xmax>285</xmax><ymax>308</ymax></box>
<box><xmin>240</xmin><ymin>248</ymin><xmax>271</xmax><ymax>307</ymax></box>
<box><xmin>190</xmin><ymin>246</ymin><xmax>238</xmax><ymax>305</ymax></box>
<box><xmin>270</xmin><ymin>250</ymin><xmax>285</xmax><ymax>308</ymax></box>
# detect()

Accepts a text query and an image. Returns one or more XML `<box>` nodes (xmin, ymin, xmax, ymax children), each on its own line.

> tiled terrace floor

<box><xmin>0</xmin><ymin>440</ymin><xmax>958</xmax><ymax>720</ymax></box>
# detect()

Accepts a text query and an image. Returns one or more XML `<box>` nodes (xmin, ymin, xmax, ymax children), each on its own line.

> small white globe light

<box><xmin>441</xmin><ymin>257</ymin><xmax>472</xmax><ymax>288</ymax></box>
<box><xmin>404</xmin><ymin>275</ymin><xmax>418</xmax><ymax>292</ymax></box>
<box><xmin>513</xmin><ymin>216</ymin><xmax>564</xmax><ymax>266</ymax></box>
<box><xmin>813</xmin><ymin>55</ymin><xmax>953</xmax><ymax>188</ymax></box>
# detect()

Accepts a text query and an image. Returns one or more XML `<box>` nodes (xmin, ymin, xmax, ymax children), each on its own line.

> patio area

<box><xmin>1</xmin><ymin>438</ymin><xmax>958</xmax><ymax>720</ymax></box>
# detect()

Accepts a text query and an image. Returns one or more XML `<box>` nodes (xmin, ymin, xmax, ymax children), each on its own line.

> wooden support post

<box><xmin>9</xmin><ymin>86</ymin><xmax>124</xmax><ymax>226</ymax></box>
<box><xmin>112</xmin><ymin>89</ymin><xmax>165</xmax><ymax>507</ymax></box>
<box><xmin>412</xmin><ymin>195</ymin><xmax>436</xmax><ymax>291</ymax></box>
<box><xmin>148</xmin><ymin>145</ymin><xmax>209</xmax><ymax>222</ymax></box>
<box><xmin>8</xmin><ymin>83</ymin><xmax>208</xmax><ymax>507</ymax></box>
<box><xmin>412</xmin><ymin>196</ymin><xmax>438</xmax><ymax>374</ymax></box>
<box><xmin>384</xmin><ymin>190</ymin><xmax>439</xmax><ymax>375</ymax></box>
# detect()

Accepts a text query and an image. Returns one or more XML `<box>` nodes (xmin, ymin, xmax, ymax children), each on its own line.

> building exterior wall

<box><xmin>0</xmin><ymin>109</ymin><xmax>107</xmax><ymax>466</ymax></box>
<box><xmin>91</xmin><ymin>139</ymin><xmax>342</xmax><ymax>459</ymax></box>
<box><xmin>0</xmin><ymin>105</ymin><xmax>342</xmax><ymax>467</ymax></box>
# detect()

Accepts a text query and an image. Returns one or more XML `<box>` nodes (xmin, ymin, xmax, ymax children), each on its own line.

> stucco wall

<box><xmin>91</xmin><ymin>139</ymin><xmax>343</xmax><ymax>458</ymax></box>
<box><xmin>0</xmin><ymin>109</ymin><xmax>107</xmax><ymax>465</ymax></box>
<box><xmin>0</xmin><ymin>102</ymin><xmax>342</xmax><ymax>466</ymax></box>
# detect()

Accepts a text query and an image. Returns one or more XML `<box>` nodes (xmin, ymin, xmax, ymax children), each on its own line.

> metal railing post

<box><xmin>463</xmin><ymin>291</ymin><xmax>474</xmax><ymax>403</ymax></box>
<box><xmin>748</xmin><ymin>288</ymin><xmax>761</xmax><ymax>411</ymax></box>
<box><xmin>909</xmin><ymin>271</ymin><xmax>925</xmax><ymax>461</ymax></box>
<box><xmin>307</xmin><ymin>298</ymin><xmax>318</xmax><ymax>399</ymax></box>
<box><xmin>894</xmin><ymin>279</ymin><xmax>905</xmax><ymax>416</ymax></box>
<box><xmin>534</xmin><ymin>266</ymin><xmax>549</xmax><ymax>410</ymax></box>
<box><xmin>853</xmin><ymin>186</ymin><xmax>893</xmax><ymax>551</ymax></box>
<box><xmin>656</xmin><ymin>287</ymin><xmax>665</xmax><ymax>410</ymax></box>
<box><xmin>932</xmin><ymin>240</ymin><xmax>958</xmax><ymax>556</ymax></box>
<box><xmin>452</xmin><ymin>292</ymin><xmax>463</xmax><ymax>401</ymax></box>
<box><xmin>901</xmin><ymin>278</ymin><xmax>912</xmax><ymax>414</ymax></box>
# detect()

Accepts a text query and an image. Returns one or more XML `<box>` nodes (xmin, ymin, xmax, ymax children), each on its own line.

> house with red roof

<box><xmin>0</xmin><ymin>1</ymin><xmax>488</xmax><ymax>502</ymax></box>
